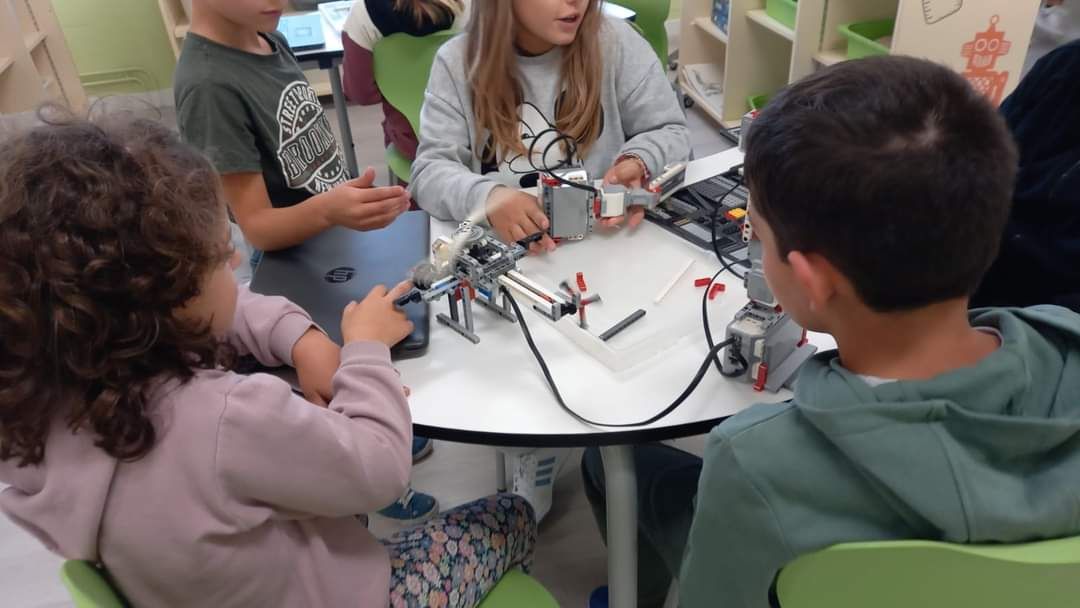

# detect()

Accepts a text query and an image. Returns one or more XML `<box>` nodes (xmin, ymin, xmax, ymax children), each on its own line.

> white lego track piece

<box><xmin>653</xmin><ymin>258</ymin><xmax>695</xmax><ymax>304</ymax></box>
<box><xmin>519</xmin><ymin>229</ymin><xmax>727</xmax><ymax>373</ymax></box>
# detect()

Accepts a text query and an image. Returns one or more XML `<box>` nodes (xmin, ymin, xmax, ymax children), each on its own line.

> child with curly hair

<box><xmin>0</xmin><ymin>114</ymin><xmax>534</xmax><ymax>607</ymax></box>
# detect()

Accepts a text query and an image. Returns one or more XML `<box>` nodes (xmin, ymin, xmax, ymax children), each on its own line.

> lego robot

<box><xmin>721</xmin><ymin>213</ymin><xmax>818</xmax><ymax>392</ymax></box>
<box><xmin>395</xmin><ymin>221</ymin><xmax>576</xmax><ymax>344</ymax></box>
<box><xmin>540</xmin><ymin>162</ymin><xmax>687</xmax><ymax>240</ymax></box>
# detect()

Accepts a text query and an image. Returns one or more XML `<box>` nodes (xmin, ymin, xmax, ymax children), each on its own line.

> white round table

<box><xmin>396</xmin><ymin>219</ymin><xmax>836</xmax><ymax>608</ymax></box>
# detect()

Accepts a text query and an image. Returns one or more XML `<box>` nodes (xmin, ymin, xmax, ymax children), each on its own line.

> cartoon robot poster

<box><xmin>961</xmin><ymin>15</ymin><xmax>1012</xmax><ymax>106</ymax></box>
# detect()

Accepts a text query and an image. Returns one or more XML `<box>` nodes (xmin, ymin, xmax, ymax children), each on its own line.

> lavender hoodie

<box><xmin>0</xmin><ymin>287</ymin><xmax>412</xmax><ymax>607</ymax></box>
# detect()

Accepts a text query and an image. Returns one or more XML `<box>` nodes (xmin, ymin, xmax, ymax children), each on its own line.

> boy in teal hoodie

<box><xmin>582</xmin><ymin>55</ymin><xmax>1080</xmax><ymax>608</ymax></box>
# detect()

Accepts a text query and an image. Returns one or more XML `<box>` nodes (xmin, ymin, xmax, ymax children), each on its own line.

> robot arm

<box><xmin>395</xmin><ymin>222</ymin><xmax>576</xmax><ymax>342</ymax></box>
<box><xmin>597</xmin><ymin>162</ymin><xmax>689</xmax><ymax>217</ymax></box>
<box><xmin>541</xmin><ymin>162</ymin><xmax>687</xmax><ymax>240</ymax></box>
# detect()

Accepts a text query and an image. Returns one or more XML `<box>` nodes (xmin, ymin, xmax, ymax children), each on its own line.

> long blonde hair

<box><xmin>393</xmin><ymin>0</ymin><xmax>464</xmax><ymax>27</ymax></box>
<box><xmin>466</xmin><ymin>0</ymin><xmax>603</xmax><ymax>162</ymax></box>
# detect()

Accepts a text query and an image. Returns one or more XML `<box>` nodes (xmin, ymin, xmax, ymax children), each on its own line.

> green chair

<box><xmin>61</xmin><ymin>561</ymin><xmax>556</xmax><ymax>608</ymax></box>
<box><xmin>372</xmin><ymin>31</ymin><xmax>456</xmax><ymax>184</ymax></box>
<box><xmin>479</xmin><ymin>568</ymin><xmax>560</xmax><ymax>607</ymax></box>
<box><xmin>60</xmin><ymin>561</ymin><xmax>126</xmax><ymax>608</ymax></box>
<box><xmin>609</xmin><ymin>0</ymin><xmax>671</xmax><ymax>66</ymax></box>
<box><xmin>776</xmin><ymin>536</ymin><xmax>1080</xmax><ymax>608</ymax></box>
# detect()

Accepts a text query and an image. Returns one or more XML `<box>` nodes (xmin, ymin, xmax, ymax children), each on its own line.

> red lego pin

<box><xmin>753</xmin><ymin>363</ymin><xmax>769</xmax><ymax>392</ymax></box>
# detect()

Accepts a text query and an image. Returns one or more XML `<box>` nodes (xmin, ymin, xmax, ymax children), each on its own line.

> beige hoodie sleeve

<box><xmin>228</xmin><ymin>285</ymin><xmax>315</xmax><ymax>368</ymax></box>
<box><xmin>215</xmin><ymin>341</ymin><xmax>412</xmax><ymax>518</ymax></box>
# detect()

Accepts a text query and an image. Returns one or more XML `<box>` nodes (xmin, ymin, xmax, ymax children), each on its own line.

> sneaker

<box><xmin>509</xmin><ymin>449</ymin><xmax>562</xmax><ymax>523</ymax></box>
<box><xmin>412</xmin><ymin>436</ymin><xmax>434</xmax><ymax>464</ymax></box>
<box><xmin>376</xmin><ymin>487</ymin><xmax>438</xmax><ymax>525</ymax></box>
<box><xmin>587</xmin><ymin>586</ymin><xmax>609</xmax><ymax>608</ymax></box>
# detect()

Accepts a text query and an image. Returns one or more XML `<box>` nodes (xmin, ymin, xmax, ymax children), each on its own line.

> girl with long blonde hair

<box><xmin>411</xmin><ymin>0</ymin><xmax>690</xmax><ymax>253</ymax></box>
<box><xmin>409</xmin><ymin>0</ymin><xmax>691</xmax><ymax>522</ymax></box>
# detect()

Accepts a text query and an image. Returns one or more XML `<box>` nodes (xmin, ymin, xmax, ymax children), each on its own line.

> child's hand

<box><xmin>487</xmin><ymin>190</ymin><xmax>557</xmax><ymax>254</ymax></box>
<box><xmin>292</xmin><ymin>328</ymin><xmax>340</xmax><ymax>406</ymax></box>
<box><xmin>341</xmin><ymin>281</ymin><xmax>416</xmax><ymax>347</ymax></box>
<box><xmin>600</xmin><ymin>157</ymin><xmax>649</xmax><ymax>229</ymax></box>
<box><xmin>321</xmin><ymin>167</ymin><xmax>411</xmax><ymax>232</ymax></box>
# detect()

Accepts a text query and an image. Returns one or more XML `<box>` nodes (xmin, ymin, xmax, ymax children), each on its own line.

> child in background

<box><xmin>0</xmin><ymin>115</ymin><xmax>535</xmax><ymax>608</ymax></box>
<box><xmin>410</xmin><ymin>0</ymin><xmax>690</xmax><ymax>522</ymax></box>
<box><xmin>175</xmin><ymin>0</ymin><xmax>437</xmax><ymax>523</ymax></box>
<box><xmin>1023</xmin><ymin>0</ymin><xmax>1080</xmax><ymax>76</ymax></box>
<box><xmin>342</xmin><ymin>0</ymin><xmax>470</xmax><ymax>164</ymax></box>
<box><xmin>972</xmin><ymin>38</ymin><xmax>1080</xmax><ymax>311</ymax></box>
<box><xmin>411</xmin><ymin>0</ymin><xmax>690</xmax><ymax>253</ymax></box>
<box><xmin>584</xmin><ymin>56</ymin><xmax>1080</xmax><ymax>607</ymax></box>
<box><xmin>174</xmin><ymin>0</ymin><xmax>410</xmax><ymax>253</ymax></box>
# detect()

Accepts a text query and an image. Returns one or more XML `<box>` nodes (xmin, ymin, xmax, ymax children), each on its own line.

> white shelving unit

<box><xmin>0</xmin><ymin>0</ymin><xmax>86</xmax><ymax>114</ymax></box>
<box><xmin>679</xmin><ymin>0</ymin><xmax>1039</xmax><ymax>128</ymax></box>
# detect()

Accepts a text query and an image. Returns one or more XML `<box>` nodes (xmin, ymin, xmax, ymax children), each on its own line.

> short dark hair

<box><xmin>745</xmin><ymin>55</ymin><xmax>1018</xmax><ymax>311</ymax></box>
<box><xmin>0</xmin><ymin>111</ymin><xmax>233</xmax><ymax>467</ymax></box>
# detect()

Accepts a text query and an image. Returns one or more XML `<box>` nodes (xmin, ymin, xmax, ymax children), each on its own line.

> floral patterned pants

<box><xmin>384</xmin><ymin>493</ymin><xmax>537</xmax><ymax>608</ymax></box>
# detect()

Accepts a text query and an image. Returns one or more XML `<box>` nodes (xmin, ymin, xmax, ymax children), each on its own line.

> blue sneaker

<box><xmin>587</xmin><ymin>586</ymin><xmax>608</xmax><ymax>608</ymax></box>
<box><xmin>377</xmin><ymin>488</ymin><xmax>439</xmax><ymax>524</ymax></box>
<box><xmin>412</xmin><ymin>436</ymin><xmax>434</xmax><ymax>464</ymax></box>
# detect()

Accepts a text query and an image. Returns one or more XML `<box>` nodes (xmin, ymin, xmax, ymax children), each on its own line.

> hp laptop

<box><xmin>251</xmin><ymin>210</ymin><xmax>430</xmax><ymax>359</ymax></box>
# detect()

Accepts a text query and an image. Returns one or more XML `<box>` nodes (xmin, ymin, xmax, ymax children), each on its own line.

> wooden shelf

<box><xmin>693</xmin><ymin>16</ymin><xmax>729</xmax><ymax>45</ymax></box>
<box><xmin>678</xmin><ymin>72</ymin><xmax>730</xmax><ymax>126</ymax></box>
<box><xmin>0</xmin><ymin>1</ymin><xmax>86</xmax><ymax>113</ymax></box>
<box><xmin>746</xmin><ymin>9</ymin><xmax>794</xmax><ymax>41</ymax></box>
<box><xmin>679</xmin><ymin>0</ymin><xmax>1039</xmax><ymax>132</ymax></box>
<box><xmin>24</xmin><ymin>30</ymin><xmax>46</xmax><ymax>52</ymax></box>
<box><xmin>813</xmin><ymin>49</ymin><xmax>848</xmax><ymax>67</ymax></box>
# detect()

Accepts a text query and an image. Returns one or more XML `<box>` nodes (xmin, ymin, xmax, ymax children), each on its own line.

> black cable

<box><xmin>694</xmin><ymin>187</ymin><xmax>748</xmax><ymax>281</ymax></box>
<box><xmin>679</xmin><ymin>167</ymin><xmax>752</xmax><ymax>375</ymax></box>
<box><xmin>514</xmin><ymin>130</ymin><xmax>751</xmax><ymax>404</ymax></box>
<box><xmin>684</xmin><ymin>169</ymin><xmax>748</xmax><ymax>281</ymax></box>
<box><xmin>526</xmin><ymin>128</ymin><xmax>600</xmax><ymax>195</ymax></box>
<box><xmin>700</xmin><ymin>267</ymin><xmax>749</xmax><ymax>377</ymax></box>
<box><xmin>501</xmin><ymin>286</ymin><xmax>738</xmax><ymax>428</ymax></box>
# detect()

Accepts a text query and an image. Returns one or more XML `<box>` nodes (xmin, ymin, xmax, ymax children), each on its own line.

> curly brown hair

<box><xmin>0</xmin><ymin>112</ymin><xmax>235</xmax><ymax>466</ymax></box>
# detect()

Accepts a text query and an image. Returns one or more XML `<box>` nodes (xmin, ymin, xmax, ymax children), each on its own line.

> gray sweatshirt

<box><xmin>411</xmin><ymin>16</ymin><xmax>691</xmax><ymax>221</ymax></box>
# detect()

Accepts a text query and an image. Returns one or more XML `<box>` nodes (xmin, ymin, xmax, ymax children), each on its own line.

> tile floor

<box><xmin>0</xmin><ymin>81</ymin><xmax>730</xmax><ymax>608</ymax></box>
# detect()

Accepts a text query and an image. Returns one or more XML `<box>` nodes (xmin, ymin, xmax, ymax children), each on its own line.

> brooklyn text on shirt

<box><xmin>276</xmin><ymin>80</ymin><xmax>348</xmax><ymax>194</ymax></box>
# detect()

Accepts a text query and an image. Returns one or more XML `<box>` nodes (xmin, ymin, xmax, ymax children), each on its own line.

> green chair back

<box><xmin>609</xmin><ymin>0</ymin><xmax>671</xmax><ymax>65</ymax></box>
<box><xmin>776</xmin><ymin>536</ymin><xmax>1080</xmax><ymax>608</ymax></box>
<box><xmin>60</xmin><ymin>561</ymin><xmax>126</xmax><ymax>608</ymax></box>
<box><xmin>478</xmin><ymin>569</ymin><xmax>559</xmax><ymax>608</ymax></box>
<box><xmin>372</xmin><ymin>30</ymin><xmax>456</xmax><ymax>137</ymax></box>
<box><xmin>385</xmin><ymin>142</ymin><xmax>413</xmax><ymax>184</ymax></box>
<box><xmin>60</xmin><ymin>560</ymin><xmax>554</xmax><ymax>608</ymax></box>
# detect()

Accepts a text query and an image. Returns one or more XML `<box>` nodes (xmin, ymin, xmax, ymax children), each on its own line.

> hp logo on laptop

<box><xmin>324</xmin><ymin>267</ymin><xmax>356</xmax><ymax>284</ymax></box>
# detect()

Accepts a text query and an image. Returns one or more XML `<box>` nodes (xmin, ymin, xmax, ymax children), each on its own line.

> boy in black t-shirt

<box><xmin>175</xmin><ymin>0</ymin><xmax>436</xmax><ymax>524</ymax></box>
<box><xmin>175</xmin><ymin>0</ymin><xmax>410</xmax><ymax>253</ymax></box>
